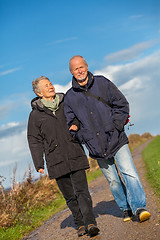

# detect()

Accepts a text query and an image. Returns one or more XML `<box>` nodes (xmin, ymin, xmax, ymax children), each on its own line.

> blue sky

<box><xmin>0</xmin><ymin>0</ymin><xmax>160</xmax><ymax>188</ymax></box>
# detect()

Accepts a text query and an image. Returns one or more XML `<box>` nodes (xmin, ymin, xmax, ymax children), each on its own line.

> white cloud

<box><xmin>129</xmin><ymin>15</ymin><xmax>144</xmax><ymax>19</ymax></box>
<box><xmin>0</xmin><ymin>122</ymin><xmax>19</xmax><ymax>130</ymax></box>
<box><xmin>0</xmin><ymin>129</ymin><xmax>28</xmax><ymax>163</ymax></box>
<box><xmin>120</xmin><ymin>77</ymin><xmax>143</xmax><ymax>91</ymax></box>
<box><xmin>0</xmin><ymin>67</ymin><xmax>21</xmax><ymax>76</ymax></box>
<box><xmin>94</xmin><ymin>47</ymin><xmax>160</xmax><ymax>135</ymax></box>
<box><xmin>0</xmin><ymin>93</ymin><xmax>31</xmax><ymax>122</ymax></box>
<box><xmin>104</xmin><ymin>40</ymin><xmax>159</xmax><ymax>64</ymax></box>
<box><xmin>0</xmin><ymin>121</ymin><xmax>26</xmax><ymax>138</ymax></box>
<box><xmin>54</xmin><ymin>81</ymin><xmax>72</xmax><ymax>93</ymax></box>
<box><xmin>95</xmin><ymin>49</ymin><xmax>160</xmax><ymax>87</ymax></box>
<box><xmin>0</xmin><ymin>124</ymin><xmax>39</xmax><ymax>189</ymax></box>
<box><xmin>0</xmin><ymin>104</ymin><xmax>13</xmax><ymax>121</ymax></box>
<box><xmin>47</xmin><ymin>37</ymin><xmax>78</xmax><ymax>46</ymax></box>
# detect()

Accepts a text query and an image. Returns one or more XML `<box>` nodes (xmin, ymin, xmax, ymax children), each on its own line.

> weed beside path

<box><xmin>22</xmin><ymin>139</ymin><xmax>160</xmax><ymax>240</ymax></box>
<box><xmin>143</xmin><ymin>135</ymin><xmax>160</xmax><ymax>200</ymax></box>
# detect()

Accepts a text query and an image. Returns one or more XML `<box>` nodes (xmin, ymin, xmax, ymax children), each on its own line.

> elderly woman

<box><xmin>27</xmin><ymin>76</ymin><xmax>99</xmax><ymax>237</ymax></box>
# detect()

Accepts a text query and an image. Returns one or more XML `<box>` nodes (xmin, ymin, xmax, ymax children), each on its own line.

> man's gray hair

<box><xmin>69</xmin><ymin>55</ymin><xmax>88</xmax><ymax>72</ymax></box>
<box><xmin>32</xmin><ymin>76</ymin><xmax>50</xmax><ymax>95</ymax></box>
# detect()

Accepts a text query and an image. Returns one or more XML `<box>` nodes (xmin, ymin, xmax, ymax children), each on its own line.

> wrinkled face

<box><xmin>70</xmin><ymin>57</ymin><xmax>88</xmax><ymax>85</ymax></box>
<box><xmin>37</xmin><ymin>79</ymin><xmax>55</xmax><ymax>100</ymax></box>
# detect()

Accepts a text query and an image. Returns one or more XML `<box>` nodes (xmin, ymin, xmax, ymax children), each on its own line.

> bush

<box><xmin>0</xmin><ymin>174</ymin><xmax>59</xmax><ymax>229</ymax></box>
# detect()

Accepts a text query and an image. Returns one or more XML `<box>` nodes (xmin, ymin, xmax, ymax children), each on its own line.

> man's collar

<box><xmin>72</xmin><ymin>71</ymin><xmax>94</xmax><ymax>90</ymax></box>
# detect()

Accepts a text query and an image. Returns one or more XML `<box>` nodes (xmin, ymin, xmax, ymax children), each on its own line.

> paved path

<box><xmin>23</xmin><ymin>140</ymin><xmax>160</xmax><ymax>240</ymax></box>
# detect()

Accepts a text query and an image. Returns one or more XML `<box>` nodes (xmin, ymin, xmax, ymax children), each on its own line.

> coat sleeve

<box><xmin>64</xmin><ymin>95</ymin><xmax>77</xmax><ymax>127</ymax></box>
<box><xmin>108</xmin><ymin>80</ymin><xmax>129</xmax><ymax>131</ymax></box>
<box><xmin>63</xmin><ymin>95</ymin><xmax>80</xmax><ymax>138</ymax></box>
<box><xmin>27</xmin><ymin>112</ymin><xmax>44</xmax><ymax>171</ymax></box>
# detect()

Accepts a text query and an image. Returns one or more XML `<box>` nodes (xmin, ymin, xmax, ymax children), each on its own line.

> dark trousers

<box><xmin>56</xmin><ymin>169</ymin><xmax>97</xmax><ymax>228</ymax></box>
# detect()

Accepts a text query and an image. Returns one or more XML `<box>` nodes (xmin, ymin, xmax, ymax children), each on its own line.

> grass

<box><xmin>87</xmin><ymin>169</ymin><xmax>102</xmax><ymax>183</ymax></box>
<box><xmin>142</xmin><ymin>135</ymin><xmax>160</xmax><ymax>200</ymax></box>
<box><xmin>0</xmin><ymin>194</ymin><xmax>66</xmax><ymax>240</ymax></box>
<box><xmin>0</xmin><ymin>169</ymin><xmax>102</xmax><ymax>240</ymax></box>
<box><xmin>128</xmin><ymin>132</ymin><xmax>152</xmax><ymax>151</ymax></box>
<box><xmin>0</xmin><ymin>133</ymin><xmax>155</xmax><ymax>240</ymax></box>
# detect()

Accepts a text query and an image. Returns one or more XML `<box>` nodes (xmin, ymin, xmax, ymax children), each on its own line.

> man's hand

<box><xmin>38</xmin><ymin>168</ymin><xmax>44</xmax><ymax>174</ymax></box>
<box><xmin>69</xmin><ymin>124</ymin><xmax>78</xmax><ymax>131</ymax></box>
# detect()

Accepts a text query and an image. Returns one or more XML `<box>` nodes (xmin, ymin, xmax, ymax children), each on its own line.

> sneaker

<box><xmin>87</xmin><ymin>224</ymin><xmax>99</xmax><ymax>237</ymax></box>
<box><xmin>136</xmin><ymin>208</ymin><xmax>151</xmax><ymax>222</ymax></box>
<box><xmin>123</xmin><ymin>210</ymin><xmax>133</xmax><ymax>222</ymax></box>
<box><xmin>77</xmin><ymin>226</ymin><xmax>86</xmax><ymax>237</ymax></box>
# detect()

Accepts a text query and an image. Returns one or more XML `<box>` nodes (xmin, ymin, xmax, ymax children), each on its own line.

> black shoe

<box><xmin>77</xmin><ymin>226</ymin><xmax>86</xmax><ymax>237</ymax></box>
<box><xmin>123</xmin><ymin>210</ymin><xmax>133</xmax><ymax>222</ymax></box>
<box><xmin>87</xmin><ymin>224</ymin><xmax>99</xmax><ymax>237</ymax></box>
<box><xmin>136</xmin><ymin>208</ymin><xmax>151</xmax><ymax>222</ymax></box>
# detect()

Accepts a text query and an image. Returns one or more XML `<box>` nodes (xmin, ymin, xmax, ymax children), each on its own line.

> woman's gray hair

<box><xmin>32</xmin><ymin>76</ymin><xmax>50</xmax><ymax>95</ymax></box>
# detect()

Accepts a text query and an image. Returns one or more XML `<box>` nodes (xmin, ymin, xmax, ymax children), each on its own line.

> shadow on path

<box><xmin>60</xmin><ymin>200</ymin><xmax>122</xmax><ymax>229</ymax></box>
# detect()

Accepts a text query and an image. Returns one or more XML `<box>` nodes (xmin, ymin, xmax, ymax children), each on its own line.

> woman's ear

<box><xmin>37</xmin><ymin>92</ymin><xmax>43</xmax><ymax>98</ymax></box>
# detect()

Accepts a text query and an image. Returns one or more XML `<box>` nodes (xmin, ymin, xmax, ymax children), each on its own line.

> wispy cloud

<box><xmin>129</xmin><ymin>15</ymin><xmax>144</xmax><ymax>19</ymax></box>
<box><xmin>0</xmin><ymin>121</ymin><xmax>26</xmax><ymax>139</ymax></box>
<box><xmin>0</xmin><ymin>94</ymin><xmax>31</xmax><ymax>122</ymax></box>
<box><xmin>0</xmin><ymin>124</ymin><xmax>37</xmax><ymax>189</ymax></box>
<box><xmin>0</xmin><ymin>104</ymin><xmax>13</xmax><ymax>121</ymax></box>
<box><xmin>0</xmin><ymin>67</ymin><xmax>21</xmax><ymax>76</ymax></box>
<box><xmin>95</xmin><ymin>49</ymin><xmax>160</xmax><ymax>88</ymax></box>
<box><xmin>54</xmin><ymin>81</ymin><xmax>72</xmax><ymax>93</ymax></box>
<box><xmin>94</xmin><ymin>48</ymin><xmax>160</xmax><ymax>134</ymax></box>
<box><xmin>47</xmin><ymin>37</ymin><xmax>78</xmax><ymax>46</ymax></box>
<box><xmin>104</xmin><ymin>40</ymin><xmax>159</xmax><ymax>64</ymax></box>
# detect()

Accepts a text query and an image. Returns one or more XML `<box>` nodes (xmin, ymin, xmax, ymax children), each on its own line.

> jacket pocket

<box><xmin>104</xmin><ymin>122</ymin><xmax>119</xmax><ymax>152</ymax></box>
<box><xmin>46</xmin><ymin>143</ymin><xmax>63</xmax><ymax>166</ymax></box>
<box><xmin>47</xmin><ymin>157</ymin><xmax>63</xmax><ymax>166</ymax></box>
<box><xmin>77</xmin><ymin>129</ymin><xmax>96</xmax><ymax>156</ymax></box>
<box><xmin>45</xmin><ymin>140</ymin><xmax>58</xmax><ymax>155</ymax></box>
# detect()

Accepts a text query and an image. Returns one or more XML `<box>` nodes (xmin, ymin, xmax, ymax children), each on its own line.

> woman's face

<box><xmin>37</xmin><ymin>79</ymin><xmax>55</xmax><ymax>101</ymax></box>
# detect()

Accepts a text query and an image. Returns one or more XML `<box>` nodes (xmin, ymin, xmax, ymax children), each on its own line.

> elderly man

<box><xmin>64</xmin><ymin>55</ymin><xmax>151</xmax><ymax>223</ymax></box>
<box><xmin>27</xmin><ymin>76</ymin><xmax>99</xmax><ymax>237</ymax></box>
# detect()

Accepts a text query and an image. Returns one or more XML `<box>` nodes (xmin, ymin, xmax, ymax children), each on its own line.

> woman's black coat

<box><xmin>27</xmin><ymin>94</ymin><xmax>89</xmax><ymax>179</ymax></box>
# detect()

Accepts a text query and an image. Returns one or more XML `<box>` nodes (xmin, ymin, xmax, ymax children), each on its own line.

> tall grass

<box><xmin>0</xmin><ymin>157</ymin><xmax>100</xmax><ymax>240</ymax></box>
<box><xmin>0</xmin><ymin>133</ymin><xmax>154</xmax><ymax>239</ymax></box>
<box><xmin>0</xmin><ymin>172</ymin><xmax>65</xmax><ymax>240</ymax></box>
<box><xmin>142</xmin><ymin>135</ymin><xmax>160</xmax><ymax>199</ymax></box>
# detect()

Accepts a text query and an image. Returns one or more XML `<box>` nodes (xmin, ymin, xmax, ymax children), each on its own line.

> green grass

<box><xmin>0</xmin><ymin>169</ymin><xmax>102</xmax><ymax>240</ymax></box>
<box><xmin>142</xmin><ymin>136</ymin><xmax>160</xmax><ymax>199</ymax></box>
<box><xmin>0</xmin><ymin>193</ymin><xmax>66</xmax><ymax>240</ymax></box>
<box><xmin>3</xmin><ymin>134</ymin><xmax>160</xmax><ymax>240</ymax></box>
<box><xmin>87</xmin><ymin>169</ymin><xmax>102</xmax><ymax>183</ymax></box>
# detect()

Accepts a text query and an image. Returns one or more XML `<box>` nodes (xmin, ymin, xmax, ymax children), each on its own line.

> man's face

<box><xmin>37</xmin><ymin>79</ymin><xmax>55</xmax><ymax>100</ymax></box>
<box><xmin>70</xmin><ymin>57</ymin><xmax>88</xmax><ymax>84</ymax></box>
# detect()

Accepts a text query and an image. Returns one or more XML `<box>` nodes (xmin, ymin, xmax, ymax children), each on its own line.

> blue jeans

<box><xmin>97</xmin><ymin>144</ymin><xmax>146</xmax><ymax>214</ymax></box>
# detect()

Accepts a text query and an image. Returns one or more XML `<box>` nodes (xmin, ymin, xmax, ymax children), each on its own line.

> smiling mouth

<box><xmin>49</xmin><ymin>90</ymin><xmax>55</xmax><ymax>93</ymax></box>
<box><xmin>77</xmin><ymin>73</ymin><xmax>85</xmax><ymax>77</ymax></box>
